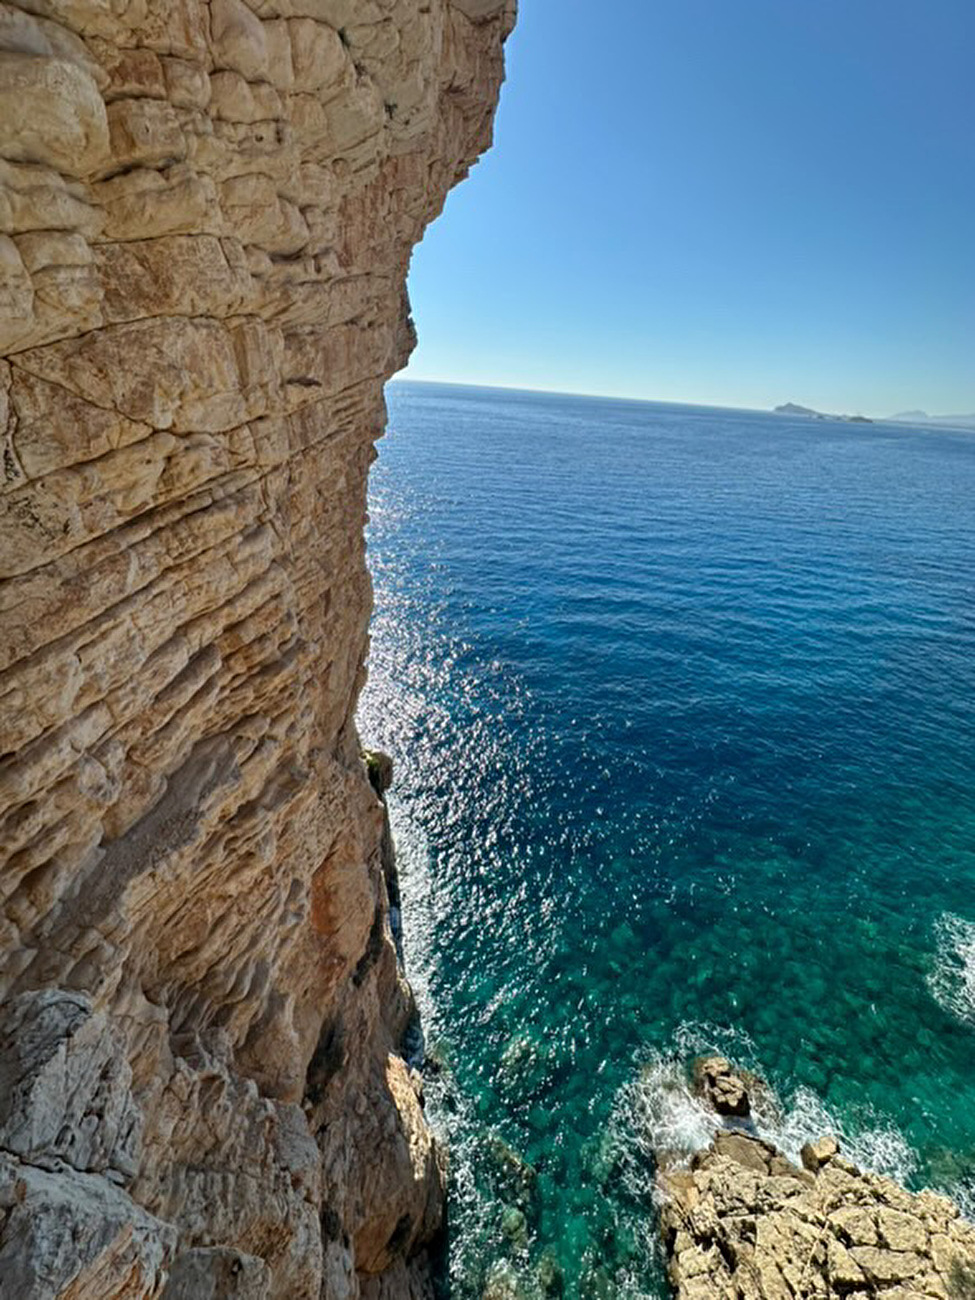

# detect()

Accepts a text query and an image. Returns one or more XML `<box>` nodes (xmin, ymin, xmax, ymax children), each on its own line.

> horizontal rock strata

<box><xmin>0</xmin><ymin>1</ymin><xmax>513</xmax><ymax>1295</ymax></box>
<box><xmin>659</xmin><ymin>1062</ymin><xmax>975</xmax><ymax>1299</ymax></box>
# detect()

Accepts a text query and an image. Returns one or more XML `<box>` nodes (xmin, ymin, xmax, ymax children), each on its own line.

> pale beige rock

<box><xmin>694</xmin><ymin>1054</ymin><xmax>751</xmax><ymax>1117</ymax></box>
<box><xmin>0</xmin><ymin>1151</ymin><xmax>177</xmax><ymax>1298</ymax></box>
<box><xmin>800</xmin><ymin>1133</ymin><xmax>839</xmax><ymax>1172</ymax></box>
<box><xmin>210</xmin><ymin>0</ymin><xmax>270</xmax><ymax>82</ymax></box>
<box><xmin>658</xmin><ymin>1062</ymin><xmax>975</xmax><ymax>1298</ymax></box>
<box><xmin>661</xmin><ymin>1126</ymin><xmax>975</xmax><ymax>1299</ymax></box>
<box><xmin>0</xmin><ymin>53</ymin><xmax>109</xmax><ymax>176</ymax></box>
<box><xmin>0</xmin><ymin>1</ymin><xmax>514</xmax><ymax>1296</ymax></box>
<box><xmin>105</xmin><ymin>97</ymin><xmax>186</xmax><ymax>171</ymax></box>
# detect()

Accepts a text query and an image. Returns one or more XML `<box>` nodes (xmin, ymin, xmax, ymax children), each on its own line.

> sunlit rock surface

<box><xmin>659</xmin><ymin>1063</ymin><xmax>975</xmax><ymax>1299</ymax></box>
<box><xmin>0</xmin><ymin>2</ymin><xmax>513</xmax><ymax>1294</ymax></box>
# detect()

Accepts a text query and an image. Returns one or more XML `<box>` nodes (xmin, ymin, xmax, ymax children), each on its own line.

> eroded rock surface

<box><xmin>660</xmin><ymin>1065</ymin><xmax>975</xmax><ymax>1299</ymax></box>
<box><xmin>0</xmin><ymin>1</ymin><xmax>513</xmax><ymax>1295</ymax></box>
<box><xmin>693</xmin><ymin>1055</ymin><xmax>752</xmax><ymax>1119</ymax></box>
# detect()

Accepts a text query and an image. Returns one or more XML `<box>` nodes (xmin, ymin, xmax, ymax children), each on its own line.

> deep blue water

<box><xmin>358</xmin><ymin>381</ymin><xmax>975</xmax><ymax>1299</ymax></box>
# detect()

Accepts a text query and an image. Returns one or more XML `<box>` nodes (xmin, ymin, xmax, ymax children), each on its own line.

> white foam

<box><xmin>611</xmin><ymin>1022</ymin><xmax>918</xmax><ymax>1200</ymax></box>
<box><xmin>928</xmin><ymin>912</ymin><xmax>975</xmax><ymax>1027</ymax></box>
<box><xmin>626</xmin><ymin>1052</ymin><xmax>717</xmax><ymax>1170</ymax></box>
<box><xmin>766</xmin><ymin>1085</ymin><xmax>916</xmax><ymax>1185</ymax></box>
<box><xmin>382</xmin><ymin>800</ymin><xmax>515</xmax><ymax>1285</ymax></box>
<box><xmin>954</xmin><ymin>1176</ymin><xmax>975</xmax><ymax>1224</ymax></box>
<box><xmin>384</xmin><ymin>798</ymin><xmax>438</xmax><ymax>1023</ymax></box>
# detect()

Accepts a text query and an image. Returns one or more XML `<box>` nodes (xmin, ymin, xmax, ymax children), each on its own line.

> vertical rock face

<box><xmin>0</xmin><ymin>2</ymin><xmax>513</xmax><ymax>1295</ymax></box>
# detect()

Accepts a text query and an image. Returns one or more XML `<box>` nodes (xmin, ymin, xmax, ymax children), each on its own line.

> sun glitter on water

<box><xmin>360</xmin><ymin>380</ymin><xmax>975</xmax><ymax>1297</ymax></box>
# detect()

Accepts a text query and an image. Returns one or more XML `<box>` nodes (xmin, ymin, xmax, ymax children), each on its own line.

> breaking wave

<box><xmin>611</xmin><ymin>1021</ymin><xmax>918</xmax><ymax>1201</ymax></box>
<box><xmin>928</xmin><ymin>912</ymin><xmax>975</xmax><ymax>1027</ymax></box>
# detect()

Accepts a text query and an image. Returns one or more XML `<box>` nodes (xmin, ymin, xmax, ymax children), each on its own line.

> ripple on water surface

<box><xmin>358</xmin><ymin>382</ymin><xmax>975</xmax><ymax>1298</ymax></box>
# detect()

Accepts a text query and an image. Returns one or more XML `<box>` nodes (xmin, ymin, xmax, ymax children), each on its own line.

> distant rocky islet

<box><xmin>776</xmin><ymin>401</ymin><xmax>975</xmax><ymax>429</ymax></box>
<box><xmin>774</xmin><ymin>402</ymin><xmax>873</xmax><ymax>423</ymax></box>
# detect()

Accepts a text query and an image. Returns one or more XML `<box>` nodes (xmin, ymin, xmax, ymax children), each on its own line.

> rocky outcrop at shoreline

<box><xmin>659</xmin><ymin>1060</ymin><xmax>975</xmax><ymax>1299</ymax></box>
<box><xmin>0</xmin><ymin>2</ymin><xmax>513</xmax><ymax>1295</ymax></box>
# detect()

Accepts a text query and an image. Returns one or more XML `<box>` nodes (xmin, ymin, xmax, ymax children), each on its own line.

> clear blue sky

<box><xmin>401</xmin><ymin>0</ymin><xmax>975</xmax><ymax>415</ymax></box>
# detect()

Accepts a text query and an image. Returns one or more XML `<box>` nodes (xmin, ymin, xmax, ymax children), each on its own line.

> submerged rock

<box><xmin>500</xmin><ymin>1205</ymin><xmax>529</xmax><ymax>1250</ymax></box>
<box><xmin>657</xmin><ymin>1062</ymin><xmax>975</xmax><ymax>1298</ymax></box>
<box><xmin>487</xmin><ymin>1135</ymin><xmax>539</xmax><ymax>1217</ymax></box>
<box><xmin>536</xmin><ymin>1251</ymin><xmax>565</xmax><ymax>1297</ymax></box>
<box><xmin>482</xmin><ymin>1260</ymin><xmax>527</xmax><ymax>1300</ymax></box>
<box><xmin>577</xmin><ymin>1261</ymin><xmax>615</xmax><ymax>1299</ymax></box>
<box><xmin>496</xmin><ymin>1032</ymin><xmax>553</xmax><ymax>1100</ymax></box>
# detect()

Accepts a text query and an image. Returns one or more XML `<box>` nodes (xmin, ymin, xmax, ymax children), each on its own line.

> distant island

<box><xmin>774</xmin><ymin>402</ymin><xmax>872</xmax><ymax>424</ymax></box>
<box><xmin>888</xmin><ymin>410</ymin><xmax>975</xmax><ymax>430</ymax></box>
<box><xmin>776</xmin><ymin>405</ymin><xmax>975</xmax><ymax>431</ymax></box>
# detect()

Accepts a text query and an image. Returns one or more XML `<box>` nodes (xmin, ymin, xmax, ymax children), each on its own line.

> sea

<box><xmin>357</xmin><ymin>380</ymin><xmax>975</xmax><ymax>1299</ymax></box>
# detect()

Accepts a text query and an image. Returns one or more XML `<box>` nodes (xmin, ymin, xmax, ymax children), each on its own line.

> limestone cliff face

<box><xmin>0</xmin><ymin>2</ymin><xmax>513</xmax><ymax>1295</ymax></box>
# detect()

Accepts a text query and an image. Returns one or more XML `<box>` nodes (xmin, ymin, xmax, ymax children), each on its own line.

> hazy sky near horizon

<box><xmin>400</xmin><ymin>0</ymin><xmax>975</xmax><ymax>415</ymax></box>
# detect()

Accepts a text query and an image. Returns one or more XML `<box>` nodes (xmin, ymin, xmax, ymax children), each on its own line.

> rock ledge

<box><xmin>659</xmin><ymin>1063</ymin><xmax>975</xmax><ymax>1299</ymax></box>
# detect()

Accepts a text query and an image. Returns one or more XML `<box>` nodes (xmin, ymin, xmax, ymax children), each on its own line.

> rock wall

<box><xmin>0</xmin><ymin>2</ymin><xmax>513</xmax><ymax>1295</ymax></box>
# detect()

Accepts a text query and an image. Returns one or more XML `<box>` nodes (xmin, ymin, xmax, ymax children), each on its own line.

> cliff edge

<box><xmin>0</xmin><ymin>2</ymin><xmax>513</xmax><ymax>1296</ymax></box>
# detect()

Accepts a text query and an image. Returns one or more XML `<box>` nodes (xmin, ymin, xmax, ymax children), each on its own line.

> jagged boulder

<box><xmin>693</xmin><ymin>1055</ymin><xmax>751</xmax><ymax>1118</ymax></box>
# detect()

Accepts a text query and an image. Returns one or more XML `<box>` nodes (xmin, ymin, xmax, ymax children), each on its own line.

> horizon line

<box><xmin>388</xmin><ymin>376</ymin><xmax>975</xmax><ymax>424</ymax></box>
<box><xmin>390</xmin><ymin>376</ymin><xmax>789</xmax><ymax>417</ymax></box>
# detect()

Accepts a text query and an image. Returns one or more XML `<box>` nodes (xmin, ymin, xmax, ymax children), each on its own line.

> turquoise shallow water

<box><xmin>358</xmin><ymin>381</ymin><xmax>975</xmax><ymax>1298</ymax></box>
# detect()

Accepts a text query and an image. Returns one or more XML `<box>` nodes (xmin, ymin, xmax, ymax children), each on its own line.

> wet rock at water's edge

<box><xmin>657</xmin><ymin>1060</ymin><xmax>975</xmax><ymax>1298</ymax></box>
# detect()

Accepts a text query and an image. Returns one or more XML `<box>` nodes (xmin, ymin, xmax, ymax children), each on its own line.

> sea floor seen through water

<box><xmin>357</xmin><ymin>381</ymin><xmax>975</xmax><ymax>1299</ymax></box>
